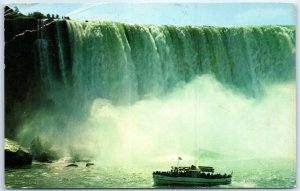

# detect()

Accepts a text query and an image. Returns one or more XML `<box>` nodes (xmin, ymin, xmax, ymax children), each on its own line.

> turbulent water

<box><xmin>10</xmin><ymin>21</ymin><xmax>296</xmax><ymax>188</ymax></box>
<box><xmin>5</xmin><ymin>158</ymin><xmax>296</xmax><ymax>188</ymax></box>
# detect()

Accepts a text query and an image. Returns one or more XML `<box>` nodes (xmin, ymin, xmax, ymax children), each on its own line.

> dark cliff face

<box><xmin>5</xmin><ymin>19</ymin><xmax>70</xmax><ymax>138</ymax></box>
<box><xmin>5</xmin><ymin>19</ymin><xmax>38</xmax><ymax>137</ymax></box>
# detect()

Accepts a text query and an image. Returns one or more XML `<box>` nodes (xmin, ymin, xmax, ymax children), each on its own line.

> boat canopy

<box><xmin>176</xmin><ymin>167</ymin><xmax>190</xmax><ymax>171</ymax></box>
<box><xmin>198</xmin><ymin>166</ymin><xmax>214</xmax><ymax>172</ymax></box>
<box><xmin>173</xmin><ymin>166</ymin><xmax>215</xmax><ymax>173</ymax></box>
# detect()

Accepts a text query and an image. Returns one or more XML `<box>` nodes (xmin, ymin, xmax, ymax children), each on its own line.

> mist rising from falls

<box><xmin>17</xmin><ymin>75</ymin><xmax>296</xmax><ymax>164</ymax></box>
<box><xmin>17</xmin><ymin>21</ymin><xmax>296</xmax><ymax>164</ymax></box>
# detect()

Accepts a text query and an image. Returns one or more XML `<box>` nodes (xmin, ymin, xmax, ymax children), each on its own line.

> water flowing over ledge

<box><xmin>5</xmin><ymin>20</ymin><xmax>296</xmax><ymax>147</ymax></box>
<box><xmin>37</xmin><ymin>21</ymin><xmax>295</xmax><ymax>108</ymax></box>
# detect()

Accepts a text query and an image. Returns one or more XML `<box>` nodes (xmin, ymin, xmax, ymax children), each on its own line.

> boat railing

<box><xmin>153</xmin><ymin>170</ymin><xmax>232</xmax><ymax>179</ymax></box>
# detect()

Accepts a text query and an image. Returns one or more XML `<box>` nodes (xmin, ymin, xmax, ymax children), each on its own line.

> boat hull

<box><xmin>153</xmin><ymin>174</ymin><xmax>231</xmax><ymax>186</ymax></box>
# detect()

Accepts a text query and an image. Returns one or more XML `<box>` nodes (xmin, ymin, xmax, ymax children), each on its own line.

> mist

<box><xmin>16</xmin><ymin>74</ymin><xmax>295</xmax><ymax>166</ymax></box>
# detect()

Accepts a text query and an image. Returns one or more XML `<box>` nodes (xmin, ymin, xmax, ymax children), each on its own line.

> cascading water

<box><xmin>17</xmin><ymin>20</ymin><xmax>295</xmax><ymax>165</ymax></box>
<box><xmin>36</xmin><ymin>20</ymin><xmax>54</xmax><ymax>93</ymax></box>
<box><xmin>39</xmin><ymin>21</ymin><xmax>295</xmax><ymax>106</ymax></box>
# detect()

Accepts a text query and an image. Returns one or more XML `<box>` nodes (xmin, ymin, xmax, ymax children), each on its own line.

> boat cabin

<box><xmin>172</xmin><ymin>165</ymin><xmax>214</xmax><ymax>173</ymax></box>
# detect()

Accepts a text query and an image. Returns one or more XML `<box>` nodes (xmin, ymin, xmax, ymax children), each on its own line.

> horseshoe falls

<box><xmin>10</xmin><ymin>20</ymin><xmax>295</xmax><ymax>188</ymax></box>
<box><xmin>37</xmin><ymin>21</ymin><xmax>295</xmax><ymax>105</ymax></box>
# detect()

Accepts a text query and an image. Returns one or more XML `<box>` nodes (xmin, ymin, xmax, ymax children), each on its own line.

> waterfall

<box><xmin>36</xmin><ymin>21</ymin><xmax>295</xmax><ymax>107</ymax></box>
<box><xmin>23</xmin><ymin>21</ymin><xmax>296</xmax><ymax>161</ymax></box>
<box><xmin>55</xmin><ymin>21</ymin><xmax>68</xmax><ymax>88</ymax></box>
<box><xmin>36</xmin><ymin>20</ymin><xmax>55</xmax><ymax>93</ymax></box>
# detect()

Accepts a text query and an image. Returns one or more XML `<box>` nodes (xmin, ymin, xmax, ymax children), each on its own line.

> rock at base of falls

<box><xmin>86</xmin><ymin>162</ymin><xmax>94</xmax><ymax>167</ymax></box>
<box><xmin>5</xmin><ymin>138</ymin><xmax>32</xmax><ymax>166</ymax></box>
<box><xmin>66</xmin><ymin>163</ymin><xmax>78</xmax><ymax>167</ymax></box>
<box><xmin>30</xmin><ymin>137</ymin><xmax>60</xmax><ymax>163</ymax></box>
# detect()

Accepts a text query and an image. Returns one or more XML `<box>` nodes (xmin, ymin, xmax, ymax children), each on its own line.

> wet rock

<box><xmin>30</xmin><ymin>137</ymin><xmax>60</xmax><ymax>162</ymax></box>
<box><xmin>86</xmin><ymin>162</ymin><xmax>94</xmax><ymax>167</ymax></box>
<box><xmin>36</xmin><ymin>151</ymin><xmax>55</xmax><ymax>163</ymax></box>
<box><xmin>5</xmin><ymin>138</ymin><xmax>32</xmax><ymax>166</ymax></box>
<box><xmin>66</xmin><ymin>163</ymin><xmax>78</xmax><ymax>167</ymax></box>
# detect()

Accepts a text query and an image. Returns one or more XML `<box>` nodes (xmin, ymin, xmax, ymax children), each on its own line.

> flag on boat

<box><xmin>178</xmin><ymin>157</ymin><xmax>182</xmax><ymax>160</ymax></box>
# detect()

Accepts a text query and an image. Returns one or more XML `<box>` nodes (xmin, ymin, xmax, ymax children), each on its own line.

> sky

<box><xmin>10</xmin><ymin>3</ymin><xmax>296</xmax><ymax>26</ymax></box>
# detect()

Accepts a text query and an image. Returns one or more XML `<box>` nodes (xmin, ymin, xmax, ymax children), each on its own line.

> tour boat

<box><xmin>153</xmin><ymin>165</ymin><xmax>232</xmax><ymax>186</ymax></box>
